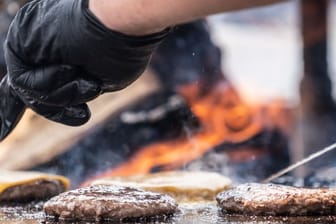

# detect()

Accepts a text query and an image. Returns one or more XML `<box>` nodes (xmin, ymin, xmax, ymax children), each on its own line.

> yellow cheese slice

<box><xmin>91</xmin><ymin>171</ymin><xmax>231</xmax><ymax>202</ymax></box>
<box><xmin>0</xmin><ymin>170</ymin><xmax>70</xmax><ymax>194</ymax></box>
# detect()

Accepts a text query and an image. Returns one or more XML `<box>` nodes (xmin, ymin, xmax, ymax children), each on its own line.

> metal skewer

<box><xmin>263</xmin><ymin>142</ymin><xmax>336</xmax><ymax>183</ymax></box>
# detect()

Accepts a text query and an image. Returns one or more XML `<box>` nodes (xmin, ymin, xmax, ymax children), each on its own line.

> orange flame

<box><xmin>88</xmin><ymin>80</ymin><xmax>292</xmax><ymax>181</ymax></box>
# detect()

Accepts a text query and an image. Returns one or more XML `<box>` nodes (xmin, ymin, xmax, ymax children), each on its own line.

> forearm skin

<box><xmin>89</xmin><ymin>0</ymin><xmax>288</xmax><ymax>35</ymax></box>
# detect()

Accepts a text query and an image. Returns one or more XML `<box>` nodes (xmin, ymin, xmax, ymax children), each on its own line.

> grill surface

<box><xmin>1</xmin><ymin>202</ymin><xmax>336</xmax><ymax>223</ymax></box>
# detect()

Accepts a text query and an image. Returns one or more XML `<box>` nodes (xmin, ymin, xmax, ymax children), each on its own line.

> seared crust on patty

<box><xmin>44</xmin><ymin>185</ymin><xmax>178</xmax><ymax>221</ymax></box>
<box><xmin>0</xmin><ymin>171</ymin><xmax>69</xmax><ymax>202</ymax></box>
<box><xmin>216</xmin><ymin>183</ymin><xmax>336</xmax><ymax>216</ymax></box>
<box><xmin>0</xmin><ymin>179</ymin><xmax>64</xmax><ymax>202</ymax></box>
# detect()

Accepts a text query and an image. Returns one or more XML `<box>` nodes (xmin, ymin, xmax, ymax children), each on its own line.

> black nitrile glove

<box><xmin>0</xmin><ymin>75</ymin><xmax>25</xmax><ymax>140</ymax></box>
<box><xmin>1</xmin><ymin>0</ymin><xmax>168</xmax><ymax>141</ymax></box>
<box><xmin>0</xmin><ymin>73</ymin><xmax>102</xmax><ymax>140</ymax></box>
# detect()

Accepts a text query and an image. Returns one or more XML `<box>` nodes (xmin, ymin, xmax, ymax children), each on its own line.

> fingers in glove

<box><xmin>0</xmin><ymin>75</ymin><xmax>26</xmax><ymax>141</ymax></box>
<box><xmin>18</xmin><ymin>78</ymin><xmax>101</xmax><ymax>106</ymax></box>
<box><xmin>27</xmin><ymin>101</ymin><xmax>91</xmax><ymax>126</ymax></box>
<box><xmin>11</xmin><ymin>65</ymin><xmax>102</xmax><ymax>106</ymax></box>
<box><xmin>12</xmin><ymin>65</ymin><xmax>77</xmax><ymax>90</ymax></box>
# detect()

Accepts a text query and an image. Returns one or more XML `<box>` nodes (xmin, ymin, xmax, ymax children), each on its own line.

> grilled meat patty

<box><xmin>0</xmin><ymin>179</ymin><xmax>64</xmax><ymax>202</ymax></box>
<box><xmin>44</xmin><ymin>185</ymin><xmax>178</xmax><ymax>221</ymax></box>
<box><xmin>0</xmin><ymin>171</ymin><xmax>69</xmax><ymax>202</ymax></box>
<box><xmin>216</xmin><ymin>183</ymin><xmax>336</xmax><ymax>216</ymax></box>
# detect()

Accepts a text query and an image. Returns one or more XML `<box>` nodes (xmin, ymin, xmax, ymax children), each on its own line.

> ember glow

<box><xmin>87</xmin><ymin>80</ymin><xmax>293</xmax><ymax>181</ymax></box>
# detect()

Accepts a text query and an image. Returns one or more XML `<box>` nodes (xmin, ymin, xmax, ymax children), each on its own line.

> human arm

<box><xmin>90</xmin><ymin>0</ymin><xmax>288</xmax><ymax>36</ymax></box>
<box><xmin>1</xmin><ymin>0</ymin><xmax>169</xmax><ymax>140</ymax></box>
<box><xmin>0</xmin><ymin>0</ymin><xmax>288</xmax><ymax>140</ymax></box>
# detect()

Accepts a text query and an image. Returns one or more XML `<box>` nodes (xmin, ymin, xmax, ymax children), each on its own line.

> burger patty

<box><xmin>0</xmin><ymin>180</ymin><xmax>64</xmax><ymax>202</ymax></box>
<box><xmin>216</xmin><ymin>183</ymin><xmax>336</xmax><ymax>216</ymax></box>
<box><xmin>44</xmin><ymin>185</ymin><xmax>178</xmax><ymax>221</ymax></box>
<box><xmin>0</xmin><ymin>171</ymin><xmax>69</xmax><ymax>203</ymax></box>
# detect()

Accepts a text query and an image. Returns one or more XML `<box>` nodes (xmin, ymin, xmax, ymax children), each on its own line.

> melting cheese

<box><xmin>91</xmin><ymin>171</ymin><xmax>231</xmax><ymax>202</ymax></box>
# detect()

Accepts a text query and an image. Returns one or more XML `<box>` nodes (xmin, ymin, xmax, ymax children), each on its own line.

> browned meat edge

<box><xmin>0</xmin><ymin>180</ymin><xmax>65</xmax><ymax>202</ymax></box>
<box><xmin>216</xmin><ymin>183</ymin><xmax>336</xmax><ymax>216</ymax></box>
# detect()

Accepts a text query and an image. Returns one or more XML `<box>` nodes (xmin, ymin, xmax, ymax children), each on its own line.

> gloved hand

<box><xmin>0</xmin><ymin>73</ymin><xmax>101</xmax><ymax>140</ymax></box>
<box><xmin>0</xmin><ymin>0</ymin><xmax>168</xmax><ymax>141</ymax></box>
<box><xmin>0</xmin><ymin>75</ymin><xmax>25</xmax><ymax>140</ymax></box>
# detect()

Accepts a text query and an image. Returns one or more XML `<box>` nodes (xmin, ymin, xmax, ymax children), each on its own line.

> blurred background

<box><xmin>1</xmin><ymin>0</ymin><xmax>336</xmax><ymax>188</ymax></box>
<box><xmin>209</xmin><ymin>0</ymin><xmax>336</xmax><ymax>103</ymax></box>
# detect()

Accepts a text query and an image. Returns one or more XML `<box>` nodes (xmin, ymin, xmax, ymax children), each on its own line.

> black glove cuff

<box><xmin>82</xmin><ymin>0</ymin><xmax>171</xmax><ymax>48</ymax></box>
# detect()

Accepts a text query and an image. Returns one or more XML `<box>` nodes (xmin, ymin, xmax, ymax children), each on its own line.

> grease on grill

<box><xmin>2</xmin><ymin>201</ymin><xmax>336</xmax><ymax>223</ymax></box>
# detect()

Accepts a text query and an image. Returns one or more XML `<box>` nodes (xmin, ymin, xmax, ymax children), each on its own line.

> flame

<box><xmin>88</xmin><ymin>80</ymin><xmax>292</xmax><ymax>181</ymax></box>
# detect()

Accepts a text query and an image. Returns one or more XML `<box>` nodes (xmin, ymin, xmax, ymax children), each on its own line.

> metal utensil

<box><xmin>262</xmin><ymin>142</ymin><xmax>336</xmax><ymax>183</ymax></box>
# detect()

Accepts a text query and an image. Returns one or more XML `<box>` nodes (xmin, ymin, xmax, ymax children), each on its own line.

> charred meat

<box><xmin>216</xmin><ymin>183</ymin><xmax>336</xmax><ymax>216</ymax></box>
<box><xmin>44</xmin><ymin>185</ymin><xmax>178</xmax><ymax>221</ymax></box>
<box><xmin>0</xmin><ymin>179</ymin><xmax>65</xmax><ymax>202</ymax></box>
<box><xmin>0</xmin><ymin>171</ymin><xmax>69</xmax><ymax>202</ymax></box>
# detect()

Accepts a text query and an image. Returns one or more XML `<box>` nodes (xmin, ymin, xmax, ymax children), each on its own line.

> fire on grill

<box><xmin>1</xmin><ymin>0</ymin><xmax>336</xmax><ymax>223</ymax></box>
